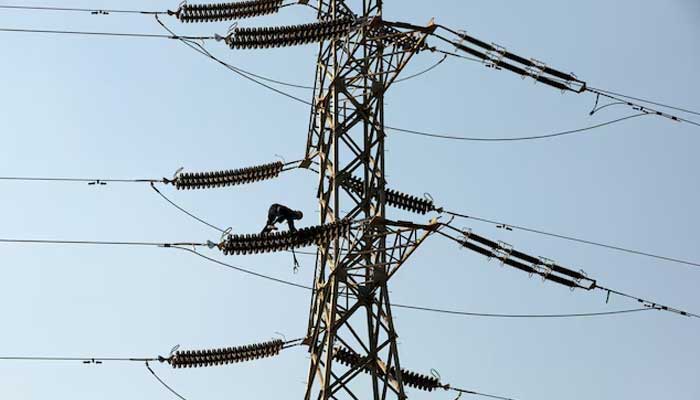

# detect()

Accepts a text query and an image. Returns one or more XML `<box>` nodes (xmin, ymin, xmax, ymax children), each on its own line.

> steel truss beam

<box><xmin>303</xmin><ymin>1</ymin><xmax>436</xmax><ymax>398</ymax></box>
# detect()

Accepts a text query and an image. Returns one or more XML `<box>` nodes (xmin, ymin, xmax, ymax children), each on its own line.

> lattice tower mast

<box><xmin>303</xmin><ymin>0</ymin><xmax>435</xmax><ymax>398</ymax></box>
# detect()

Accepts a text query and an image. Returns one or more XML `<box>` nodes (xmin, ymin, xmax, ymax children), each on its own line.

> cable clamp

<box><xmin>535</xmin><ymin>257</ymin><xmax>555</xmax><ymax>281</ymax></box>
<box><xmin>495</xmin><ymin>241</ymin><xmax>513</xmax><ymax>266</ymax></box>
<box><xmin>526</xmin><ymin>57</ymin><xmax>547</xmax><ymax>81</ymax></box>
<box><xmin>455</xmin><ymin>30</ymin><xmax>467</xmax><ymax>51</ymax></box>
<box><xmin>485</xmin><ymin>43</ymin><xmax>506</xmax><ymax>70</ymax></box>
<box><xmin>458</xmin><ymin>227</ymin><xmax>472</xmax><ymax>242</ymax></box>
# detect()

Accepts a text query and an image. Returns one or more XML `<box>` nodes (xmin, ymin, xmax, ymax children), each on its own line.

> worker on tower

<box><xmin>261</xmin><ymin>203</ymin><xmax>305</xmax><ymax>273</ymax></box>
<box><xmin>261</xmin><ymin>203</ymin><xmax>304</xmax><ymax>234</ymax></box>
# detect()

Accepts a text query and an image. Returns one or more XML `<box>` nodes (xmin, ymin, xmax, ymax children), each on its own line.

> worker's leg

<box><xmin>287</xmin><ymin>218</ymin><xmax>297</xmax><ymax>232</ymax></box>
<box><xmin>261</xmin><ymin>206</ymin><xmax>278</xmax><ymax>234</ymax></box>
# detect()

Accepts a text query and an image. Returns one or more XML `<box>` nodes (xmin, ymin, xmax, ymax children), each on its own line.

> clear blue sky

<box><xmin>0</xmin><ymin>1</ymin><xmax>698</xmax><ymax>399</ymax></box>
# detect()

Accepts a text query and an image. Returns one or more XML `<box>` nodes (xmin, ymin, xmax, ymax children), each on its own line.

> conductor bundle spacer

<box><xmin>343</xmin><ymin>176</ymin><xmax>435</xmax><ymax>215</ymax></box>
<box><xmin>169</xmin><ymin>339</ymin><xmax>284</xmax><ymax>368</ymax></box>
<box><xmin>176</xmin><ymin>0</ymin><xmax>284</xmax><ymax>23</ymax></box>
<box><xmin>173</xmin><ymin>161</ymin><xmax>284</xmax><ymax>190</ymax></box>
<box><xmin>219</xmin><ymin>220</ymin><xmax>352</xmax><ymax>255</ymax></box>
<box><xmin>226</xmin><ymin>17</ymin><xmax>356</xmax><ymax>49</ymax></box>
<box><xmin>333</xmin><ymin>347</ymin><xmax>441</xmax><ymax>392</ymax></box>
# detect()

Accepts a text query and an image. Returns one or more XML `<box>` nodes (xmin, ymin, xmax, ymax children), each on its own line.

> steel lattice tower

<box><xmin>302</xmin><ymin>1</ymin><xmax>436</xmax><ymax>398</ymax></box>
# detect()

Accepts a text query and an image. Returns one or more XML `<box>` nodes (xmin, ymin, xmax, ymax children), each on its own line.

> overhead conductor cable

<box><xmin>440</xmin><ymin>225</ymin><xmax>699</xmax><ymax>319</ymax></box>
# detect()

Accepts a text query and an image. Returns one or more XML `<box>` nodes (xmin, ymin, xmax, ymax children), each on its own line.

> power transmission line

<box><xmin>385</xmin><ymin>113</ymin><xmax>648</xmax><ymax>142</ymax></box>
<box><xmin>153</xmin><ymin>25</ymin><xmax>668</xmax><ymax>144</ymax></box>
<box><xmin>0</xmin><ymin>1</ymin><xmax>302</xmax><ymax>17</ymax></box>
<box><xmin>3</xmin><ymin>169</ymin><xmax>697</xmax><ymax>268</ymax></box>
<box><xmin>0</xmin><ymin>347</ymin><xmax>521</xmax><ymax>400</ymax></box>
<box><xmin>157</xmin><ymin>26</ymin><xmax>658</xmax><ymax>144</ymax></box>
<box><xmin>0</xmin><ymin>355</ymin><xmax>159</xmax><ymax>363</ymax></box>
<box><xmin>154</xmin><ymin>15</ymin><xmax>314</xmax><ymax>106</ymax></box>
<box><xmin>175</xmin><ymin>246</ymin><xmax>313</xmax><ymax>291</ymax></box>
<box><xmin>0</xmin><ymin>27</ymin><xmax>215</xmax><ymax>40</ymax></box>
<box><xmin>588</xmin><ymin>87</ymin><xmax>700</xmax><ymax>117</ymax></box>
<box><xmin>151</xmin><ymin>183</ymin><xmax>318</xmax><ymax>256</ymax></box>
<box><xmin>3</xmin><ymin>170</ymin><xmax>697</xmax><ymax>268</ymax></box>
<box><xmin>587</xmin><ymin>88</ymin><xmax>700</xmax><ymax>128</ymax></box>
<box><xmin>4</xmin><ymin>21</ymin><xmax>675</xmax><ymax>144</ymax></box>
<box><xmin>447</xmin><ymin>386</ymin><xmax>518</xmax><ymax>400</ymax></box>
<box><xmin>442</xmin><ymin>210</ymin><xmax>700</xmax><ymax>268</ymax></box>
<box><xmin>0</xmin><ymin>232</ymin><xmax>691</xmax><ymax>319</ymax></box>
<box><xmin>0</xmin><ymin>238</ymin><xmax>206</xmax><ymax>248</ymax></box>
<box><xmin>2</xmin><ymin>1</ymin><xmax>687</xmax><ymax>400</ymax></box>
<box><xmin>431</xmin><ymin>25</ymin><xmax>700</xmax><ymax>128</ymax></box>
<box><xmin>394</xmin><ymin>54</ymin><xmax>449</xmax><ymax>83</ymax></box>
<box><xmin>151</xmin><ymin>184</ymin><xmax>230</xmax><ymax>235</ymax></box>
<box><xmin>0</xmin><ymin>176</ymin><xmax>162</xmax><ymax>184</ymax></box>
<box><xmin>438</xmin><ymin>225</ymin><xmax>700</xmax><ymax>319</ymax></box>
<box><xmin>595</xmin><ymin>285</ymin><xmax>700</xmax><ymax>318</ymax></box>
<box><xmin>179</xmin><ymin>245</ymin><xmax>670</xmax><ymax>320</ymax></box>
<box><xmin>156</xmin><ymin>16</ymin><xmax>657</xmax><ymax>145</ymax></box>
<box><xmin>146</xmin><ymin>361</ymin><xmax>189</xmax><ymax>400</ymax></box>
<box><xmin>0</xmin><ymin>4</ymin><xmax>164</xmax><ymax>14</ymax></box>
<box><xmin>391</xmin><ymin>304</ymin><xmax>653</xmax><ymax>319</ymax></box>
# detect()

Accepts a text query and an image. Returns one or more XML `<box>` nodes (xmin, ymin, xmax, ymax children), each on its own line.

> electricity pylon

<box><xmin>302</xmin><ymin>1</ymin><xmax>437</xmax><ymax>398</ymax></box>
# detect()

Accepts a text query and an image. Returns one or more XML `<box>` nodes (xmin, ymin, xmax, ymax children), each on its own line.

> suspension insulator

<box><xmin>332</xmin><ymin>347</ymin><xmax>440</xmax><ymax>392</ymax></box>
<box><xmin>219</xmin><ymin>220</ymin><xmax>352</xmax><ymax>255</ymax></box>
<box><xmin>342</xmin><ymin>176</ymin><xmax>434</xmax><ymax>215</ymax></box>
<box><xmin>174</xmin><ymin>161</ymin><xmax>284</xmax><ymax>190</ymax></box>
<box><xmin>389</xmin><ymin>366</ymin><xmax>441</xmax><ymax>392</ymax></box>
<box><xmin>169</xmin><ymin>339</ymin><xmax>284</xmax><ymax>368</ymax></box>
<box><xmin>226</xmin><ymin>18</ymin><xmax>356</xmax><ymax>49</ymax></box>
<box><xmin>177</xmin><ymin>0</ymin><xmax>284</xmax><ymax>23</ymax></box>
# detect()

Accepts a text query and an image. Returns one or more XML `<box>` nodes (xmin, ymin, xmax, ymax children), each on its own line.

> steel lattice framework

<box><xmin>302</xmin><ymin>1</ymin><xmax>437</xmax><ymax>398</ymax></box>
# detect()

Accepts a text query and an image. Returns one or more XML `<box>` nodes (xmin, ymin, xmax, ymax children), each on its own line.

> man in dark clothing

<box><xmin>261</xmin><ymin>203</ymin><xmax>304</xmax><ymax>234</ymax></box>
